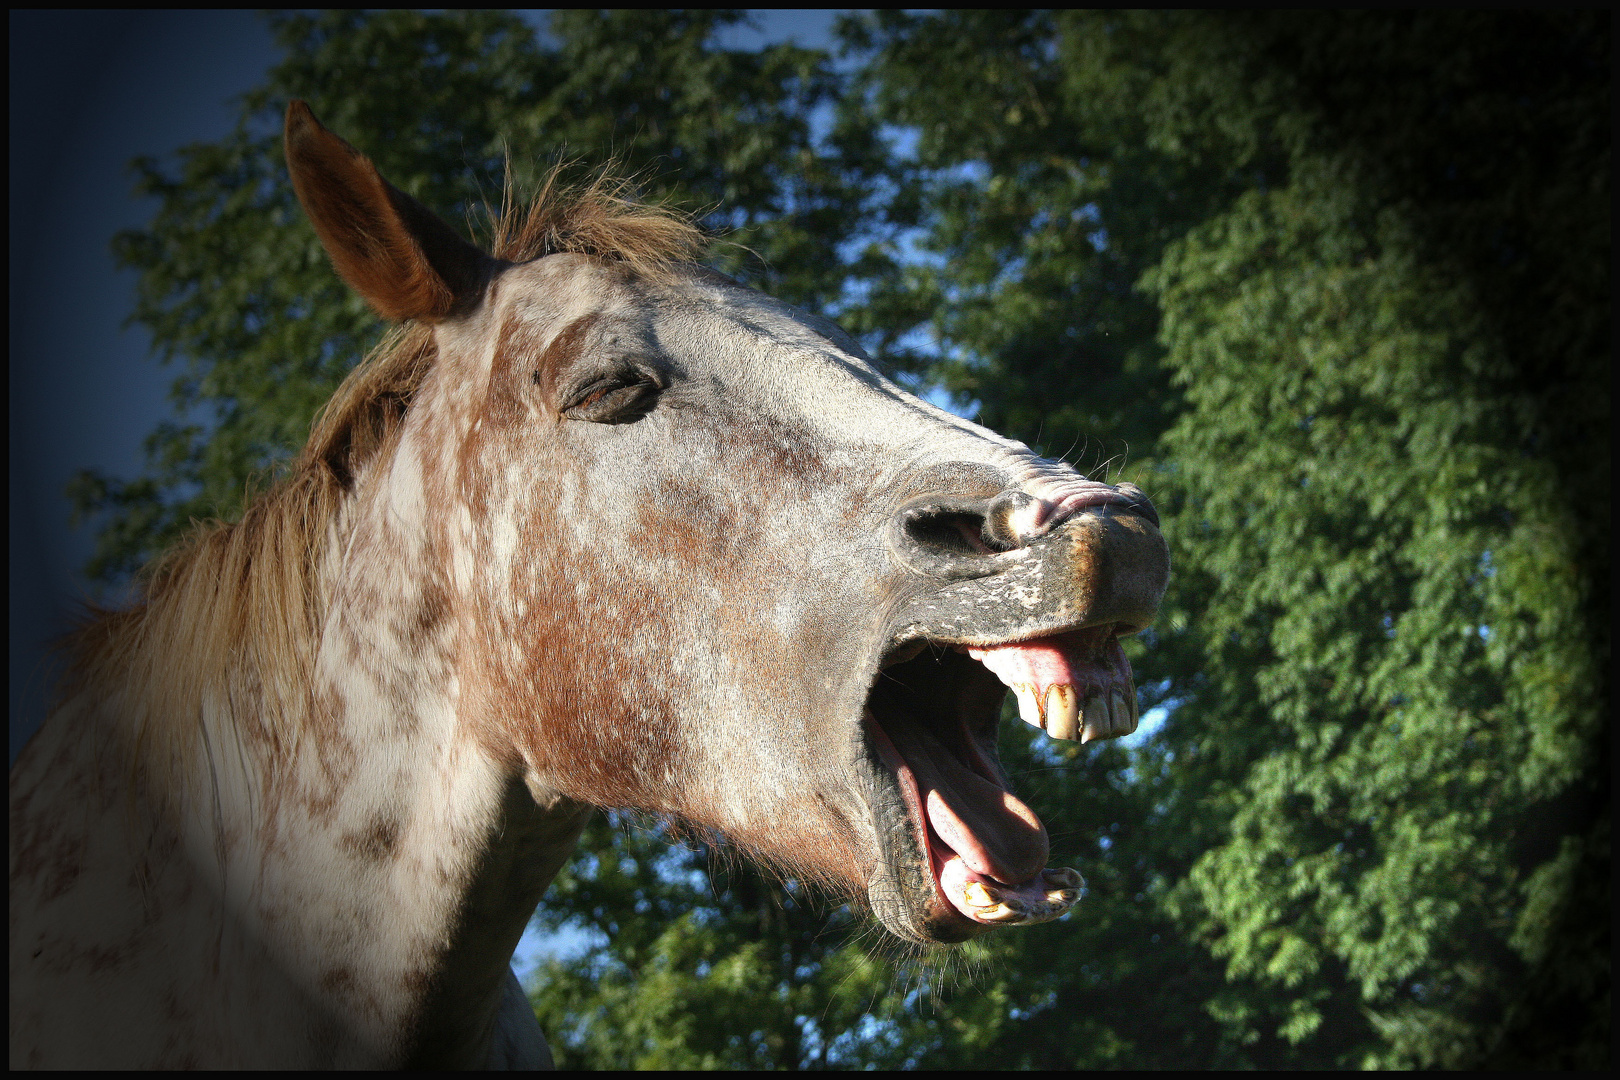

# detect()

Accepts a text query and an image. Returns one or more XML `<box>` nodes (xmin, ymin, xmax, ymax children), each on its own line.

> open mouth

<box><xmin>863</xmin><ymin>624</ymin><xmax>1139</xmax><ymax>940</ymax></box>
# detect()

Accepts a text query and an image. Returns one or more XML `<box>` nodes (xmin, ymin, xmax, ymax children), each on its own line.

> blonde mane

<box><xmin>64</xmin><ymin>168</ymin><xmax>708</xmax><ymax>789</ymax></box>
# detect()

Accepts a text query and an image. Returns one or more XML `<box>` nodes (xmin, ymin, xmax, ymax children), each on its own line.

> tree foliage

<box><xmin>850</xmin><ymin>11</ymin><xmax>1607</xmax><ymax>1067</ymax></box>
<box><xmin>81</xmin><ymin>10</ymin><xmax>1607</xmax><ymax>1068</ymax></box>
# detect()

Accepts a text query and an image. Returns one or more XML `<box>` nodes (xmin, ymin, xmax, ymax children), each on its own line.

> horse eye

<box><xmin>561</xmin><ymin>376</ymin><xmax>660</xmax><ymax>423</ymax></box>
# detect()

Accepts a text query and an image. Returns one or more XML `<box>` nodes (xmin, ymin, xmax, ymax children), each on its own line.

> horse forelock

<box><xmin>484</xmin><ymin>163</ymin><xmax>708</xmax><ymax>280</ymax></box>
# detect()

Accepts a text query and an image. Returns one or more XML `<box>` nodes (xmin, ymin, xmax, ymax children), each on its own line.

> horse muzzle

<box><xmin>888</xmin><ymin>490</ymin><xmax>1169</xmax><ymax>644</ymax></box>
<box><xmin>860</xmin><ymin>487</ymin><xmax>1169</xmax><ymax>942</ymax></box>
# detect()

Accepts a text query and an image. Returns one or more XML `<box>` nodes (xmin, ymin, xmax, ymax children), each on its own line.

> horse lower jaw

<box><xmin>865</xmin><ymin>705</ymin><xmax>1079</xmax><ymax>943</ymax></box>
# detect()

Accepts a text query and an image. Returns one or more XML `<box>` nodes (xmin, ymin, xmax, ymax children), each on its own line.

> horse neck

<box><xmin>238</xmin><ymin>427</ymin><xmax>585</xmax><ymax>1062</ymax></box>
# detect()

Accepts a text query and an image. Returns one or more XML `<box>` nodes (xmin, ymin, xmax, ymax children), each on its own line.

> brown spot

<box><xmin>320</xmin><ymin>965</ymin><xmax>357</xmax><ymax>994</ymax></box>
<box><xmin>488</xmin><ymin>308</ymin><xmax>596</xmax><ymax>428</ymax></box>
<box><xmin>402</xmin><ymin>966</ymin><xmax>433</xmax><ymax>997</ymax></box>
<box><xmin>750</xmin><ymin>417</ymin><xmax>829</xmax><ymax>488</ymax></box>
<box><xmin>83</xmin><ymin>942</ymin><xmax>135</xmax><ymax>976</ymax></box>
<box><xmin>342</xmin><ymin>814</ymin><xmax>402</xmax><ymax>862</ymax></box>
<box><xmin>535</xmin><ymin>311</ymin><xmax>602</xmax><ymax>385</ymax></box>
<box><xmin>534</xmin><ymin>310</ymin><xmax>606</xmax><ymax>417</ymax></box>
<box><xmin>632</xmin><ymin>473</ymin><xmax>754</xmax><ymax>575</ymax></box>
<box><xmin>8</xmin><ymin>796</ymin><xmax>87</xmax><ymax>903</ymax></box>
<box><xmin>400</xmin><ymin>574</ymin><xmax>451</xmax><ymax>653</ymax></box>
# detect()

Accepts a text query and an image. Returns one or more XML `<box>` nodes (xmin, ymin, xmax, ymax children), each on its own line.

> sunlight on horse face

<box><xmin>397</xmin><ymin>249</ymin><xmax>1172</xmax><ymax>944</ymax></box>
<box><xmin>9</xmin><ymin>102</ymin><xmax>1169</xmax><ymax>1068</ymax></box>
<box><xmin>440</xmin><ymin>255</ymin><xmax>1006</xmax><ymax>869</ymax></box>
<box><xmin>282</xmin><ymin>93</ymin><xmax>1169</xmax><ymax>945</ymax></box>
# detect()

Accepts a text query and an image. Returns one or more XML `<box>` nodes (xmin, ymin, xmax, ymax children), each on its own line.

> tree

<box><xmin>853</xmin><ymin>9</ymin><xmax>1608</xmax><ymax>1068</ymax></box>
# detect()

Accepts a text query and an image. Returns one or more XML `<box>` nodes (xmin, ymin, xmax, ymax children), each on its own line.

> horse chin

<box><xmin>859</xmin><ymin>636</ymin><xmax>1096</xmax><ymax>945</ymax></box>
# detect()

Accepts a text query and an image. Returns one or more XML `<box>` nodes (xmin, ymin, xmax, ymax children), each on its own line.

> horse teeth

<box><xmin>962</xmin><ymin>881</ymin><xmax>1039</xmax><ymax>923</ymax></box>
<box><xmin>1012</xmin><ymin>684</ymin><xmax>1044</xmax><ymax>729</ymax></box>
<box><xmin>1044</xmin><ymin>684</ymin><xmax>1078</xmax><ymax>740</ymax></box>
<box><xmin>977</xmin><ymin>901</ymin><xmax>1028</xmax><ymax>923</ymax></box>
<box><xmin>1079</xmin><ymin>690</ymin><xmax>1110</xmax><ymax>743</ymax></box>
<box><xmin>1111</xmin><ymin>688</ymin><xmax>1136</xmax><ymax>736</ymax></box>
<box><xmin>1042</xmin><ymin>866</ymin><xmax>1084</xmax><ymax>891</ymax></box>
<box><xmin>963</xmin><ymin>880</ymin><xmax>997</xmax><ymax>909</ymax></box>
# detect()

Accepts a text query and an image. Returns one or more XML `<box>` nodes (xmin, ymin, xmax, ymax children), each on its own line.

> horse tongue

<box><xmin>908</xmin><ymin>733</ymin><xmax>1049</xmax><ymax>885</ymax></box>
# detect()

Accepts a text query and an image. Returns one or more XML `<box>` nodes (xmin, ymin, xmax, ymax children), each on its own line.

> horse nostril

<box><xmin>891</xmin><ymin>496</ymin><xmax>1009</xmax><ymax>580</ymax></box>
<box><xmin>902</xmin><ymin>505</ymin><xmax>994</xmax><ymax>558</ymax></box>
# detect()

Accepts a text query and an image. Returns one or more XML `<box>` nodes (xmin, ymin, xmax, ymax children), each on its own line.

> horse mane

<box><xmin>63</xmin><ymin>166</ymin><xmax>708</xmax><ymax>793</ymax></box>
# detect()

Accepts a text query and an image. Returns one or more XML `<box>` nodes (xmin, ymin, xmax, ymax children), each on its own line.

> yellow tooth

<box><xmin>1013</xmin><ymin>684</ymin><xmax>1044</xmax><ymax>729</ymax></box>
<box><xmin>978</xmin><ymin>902</ymin><xmax>1028</xmax><ymax>923</ymax></box>
<box><xmin>963</xmin><ymin>880</ymin><xmax>997</xmax><ymax>909</ymax></box>
<box><xmin>1044</xmin><ymin>684</ymin><xmax>1078</xmax><ymax>741</ymax></box>
<box><xmin>1079</xmin><ymin>691</ymin><xmax>1110</xmax><ymax>742</ymax></box>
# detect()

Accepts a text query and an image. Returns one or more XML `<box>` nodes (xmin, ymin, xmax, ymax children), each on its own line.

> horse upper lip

<box><xmin>1051</xmin><ymin>483</ymin><xmax>1160</xmax><ymax>529</ymax></box>
<box><xmin>885</xmin><ymin>505</ymin><xmax>1169</xmax><ymax>649</ymax></box>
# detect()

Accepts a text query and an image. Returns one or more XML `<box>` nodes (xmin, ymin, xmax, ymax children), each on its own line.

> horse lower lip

<box><xmin>936</xmin><ymin>851</ymin><xmax>1082</xmax><ymax>925</ymax></box>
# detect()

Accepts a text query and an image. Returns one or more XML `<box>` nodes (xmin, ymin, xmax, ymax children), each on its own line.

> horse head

<box><xmin>286</xmin><ymin>101</ymin><xmax>1168</xmax><ymax>948</ymax></box>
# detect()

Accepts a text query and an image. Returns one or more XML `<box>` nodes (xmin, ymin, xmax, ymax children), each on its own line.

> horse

<box><xmin>9</xmin><ymin>101</ymin><xmax>1168</xmax><ymax>1068</ymax></box>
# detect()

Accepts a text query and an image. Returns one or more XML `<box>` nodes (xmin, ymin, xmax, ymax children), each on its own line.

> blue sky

<box><xmin>11</xmin><ymin>12</ymin><xmax>278</xmax><ymax>760</ymax></box>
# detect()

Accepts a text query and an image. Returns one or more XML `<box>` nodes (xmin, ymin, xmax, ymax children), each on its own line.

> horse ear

<box><xmin>284</xmin><ymin>100</ymin><xmax>493</xmax><ymax>322</ymax></box>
